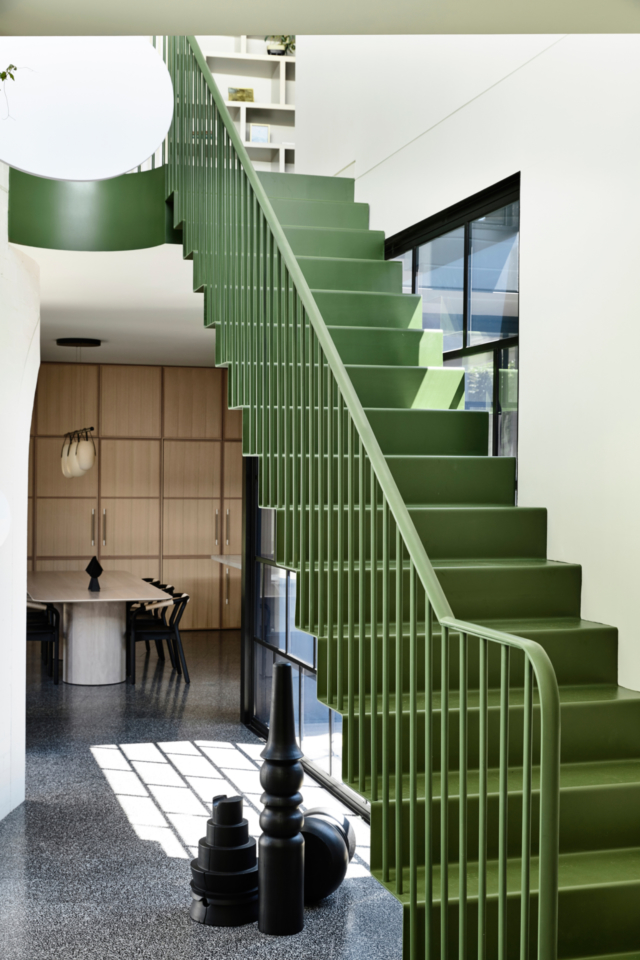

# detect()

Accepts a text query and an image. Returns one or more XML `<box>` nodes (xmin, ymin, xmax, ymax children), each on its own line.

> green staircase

<box><xmin>166</xmin><ymin>36</ymin><xmax>640</xmax><ymax>960</ymax></box>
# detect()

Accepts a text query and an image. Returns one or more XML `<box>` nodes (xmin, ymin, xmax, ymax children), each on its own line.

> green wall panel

<box><xmin>8</xmin><ymin>167</ymin><xmax>181</xmax><ymax>251</ymax></box>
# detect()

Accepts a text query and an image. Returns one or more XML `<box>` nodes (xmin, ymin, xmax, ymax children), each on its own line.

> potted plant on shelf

<box><xmin>264</xmin><ymin>36</ymin><xmax>295</xmax><ymax>56</ymax></box>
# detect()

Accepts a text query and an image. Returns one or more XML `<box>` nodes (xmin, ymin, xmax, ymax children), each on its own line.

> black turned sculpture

<box><xmin>86</xmin><ymin>556</ymin><xmax>103</xmax><ymax>593</ymax></box>
<box><xmin>301</xmin><ymin>808</ymin><xmax>356</xmax><ymax>903</ymax></box>
<box><xmin>258</xmin><ymin>662</ymin><xmax>305</xmax><ymax>935</ymax></box>
<box><xmin>189</xmin><ymin>794</ymin><xmax>258</xmax><ymax>926</ymax></box>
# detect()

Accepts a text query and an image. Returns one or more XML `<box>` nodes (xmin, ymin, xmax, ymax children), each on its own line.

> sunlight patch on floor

<box><xmin>91</xmin><ymin>739</ymin><xmax>370</xmax><ymax>877</ymax></box>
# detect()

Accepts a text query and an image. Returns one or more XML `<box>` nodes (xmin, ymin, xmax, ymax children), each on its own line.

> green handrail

<box><xmin>166</xmin><ymin>35</ymin><xmax>560</xmax><ymax>960</ymax></box>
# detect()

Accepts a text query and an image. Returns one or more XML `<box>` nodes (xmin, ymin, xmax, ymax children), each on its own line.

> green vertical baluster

<box><xmin>409</xmin><ymin>561</ymin><xmax>418</xmax><ymax>960</ymax></box>
<box><xmin>318</xmin><ymin>351</ymin><xmax>325</xmax><ymax>644</ymax></box>
<box><xmin>381</xmin><ymin>497</ymin><xmax>390</xmax><ymax>882</ymax></box>
<box><xmin>358</xmin><ymin>437</ymin><xmax>365</xmax><ymax>793</ymax></box>
<box><xmin>395</xmin><ymin>525</ymin><xmax>403</xmax><ymax>895</ymax></box>
<box><xmin>326</xmin><ymin>369</ymin><xmax>335</xmax><ymax>707</ymax></box>
<box><xmin>337</xmin><ymin>393</ymin><xmax>344</xmax><ymax>713</ymax></box>
<box><xmin>520</xmin><ymin>659</ymin><xmax>533</xmax><ymax>960</ymax></box>
<box><xmin>498</xmin><ymin>645</ymin><xmax>510</xmax><ymax>960</ymax></box>
<box><xmin>459</xmin><ymin>633</ymin><xmax>468</xmax><ymax>960</ymax></box>
<box><xmin>308</xmin><ymin>331</ymin><xmax>316</xmax><ymax>634</ymax></box>
<box><xmin>441</xmin><ymin>625</ymin><xmax>449</xmax><ymax>960</ymax></box>
<box><xmin>478</xmin><ymin>637</ymin><xmax>488</xmax><ymax>960</ymax></box>
<box><xmin>291</xmin><ymin>286</ymin><xmax>299</xmax><ymax>567</ymax></box>
<box><xmin>299</xmin><ymin>309</ymin><xmax>308</xmax><ymax>629</ymax></box>
<box><xmin>347</xmin><ymin>417</ymin><xmax>355</xmax><ymax>784</ymax></box>
<box><xmin>425</xmin><ymin>598</ymin><xmax>433</xmax><ymax>960</ymax></box>
<box><xmin>370</xmin><ymin>466</ymin><xmax>378</xmax><ymax>803</ymax></box>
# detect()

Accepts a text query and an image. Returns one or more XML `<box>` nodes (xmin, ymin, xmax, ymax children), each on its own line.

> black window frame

<box><xmin>385</xmin><ymin>174</ymin><xmax>520</xmax><ymax>459</ymax></box>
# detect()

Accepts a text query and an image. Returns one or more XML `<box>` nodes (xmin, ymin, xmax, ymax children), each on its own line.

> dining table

<box><xmin>27</xmin><ymin>570</ymin><xmax>169</xmax><ymax>685</ymax></box>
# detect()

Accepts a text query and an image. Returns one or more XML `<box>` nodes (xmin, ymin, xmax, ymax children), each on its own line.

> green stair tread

<box><xmin>257</xmin><ymin>170</ymin><xmax>355</xmax><ymax>202</ymax></box>
<box><xmin>374</xmin><ymin>847</ymin><xmax>640</xmax><ymax>904</ymax></box>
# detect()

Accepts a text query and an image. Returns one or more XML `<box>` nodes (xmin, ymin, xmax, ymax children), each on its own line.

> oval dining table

<box><xmin>27</xmin><ymin>570</ymin><xmax>168</xmax><ymax>685</ymax></box>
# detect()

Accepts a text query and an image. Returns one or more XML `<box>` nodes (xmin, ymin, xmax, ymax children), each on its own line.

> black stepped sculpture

<box><xmin>259</xmin><ymin>662</ymin><xmax>305</xmax><ymax>935</ymax></box>
<box><xmin>189</xmin><ymin>794</ymin><xmax>259</xmax><ymax>927</ymax></box>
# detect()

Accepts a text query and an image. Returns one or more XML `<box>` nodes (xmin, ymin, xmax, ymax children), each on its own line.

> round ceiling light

<box><xmin>56</xmin><ymin>338</ymin><xmax>102</xmax><ymax>348</ymax></box>
<box><xmin>0</xmin><ymin>37</ymin><xmax>173</xmax><ymax>181</ymax></box>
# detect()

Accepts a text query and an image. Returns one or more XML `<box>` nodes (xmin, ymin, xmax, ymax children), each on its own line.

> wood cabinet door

<box><xmin>163</xmin><ymin>499</ymin><xmax>220</xmax><ymax>557</ymax></box>
<box><xmin>222</xmin><ymin>500</ymin><xmax>242</xmax><ymax>555</ymax></box>
<box><xmin>100</xmin><ymin>365</ymin><xmax>161</xmax><ymax>437</ymax></box>
<box><xmin>224</xmin><ymin>405</ymin><xmax>243</xmax><ymax>440</ymax></box>
<box><xmin>36</xmin><ymin>437</ymin><xmax>99</xmax><ymax>498</ymax></box>
<box><xmin>162</xmin><ymin>559</ymin><xmax>220</xmax><ymax>629</ymax></box>
<box><xmin>163</xmin><ymin>441</ymin><xmax>221</xmax><ymax>498</ymax></box>
<box><xmin>222</xmin><ymin>565</ymin><xmax>241</xmax><ymax>629</ymax></box>
<box><xmin>35</xmin><ymin>499</ymin><xmax>98</xmax><ymax>557</ymax></box>
<box><xmin>101</xmin><ymin>440</ymin><xmax>160</xmax><ymax>497</ymax></box>
<box><xmin>36</xmin><ymin>364</ymin><xmax>98</xmax><ymax>437</ymax></box>
<box><xmin>163</xmin><ymin>367</ymin><xmax>223</xmax><ymax>439</ymax></box>
<box><xmin>99</xmin><ymin>499</ymin><xmax>160</xmax><ymax>557</ymax></box>
<box><xmin>223</xmin><ymin>442</ymin><xmax>243</xmax><ymax>498</ymax></box>
<box><xmin>101</xmin><ymin>558</ymin><xmax>160</xmax><ymax>581</ymax></box>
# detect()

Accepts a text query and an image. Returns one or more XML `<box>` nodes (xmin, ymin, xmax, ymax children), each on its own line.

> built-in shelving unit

<box><xmin>196</xmin><ymin>35</ymin><xmax>295</xmax><ymax>173</ymax></box>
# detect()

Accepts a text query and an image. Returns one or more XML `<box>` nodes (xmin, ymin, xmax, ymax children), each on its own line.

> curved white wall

<box><xmin>0</xmin><ymin>161</ymin><xmax>40</xmax><ymax>821</ymax></box>
<box><xmin>297</xmin><ymin>35</ymin><xmax>640</xmax><ymax>689</ymax></box>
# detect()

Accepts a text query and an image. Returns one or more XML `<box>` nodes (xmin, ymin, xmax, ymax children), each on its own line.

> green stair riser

<box><xmin>298</xmin><ymin>256</ymin><xmax>403</xmax><ymax>294</ymax></box>
<box><xmin>270</xmin><ymin>196</ymin><xmax>370</xmax><ymax>229</ymax></box>
<box><xmin>347</xmin><ymin>365</ymin><xmax>465</xmax><ymax>410</ymax></box>
<box><xmin>258</xmin><ymin>170</ymin><xmax>355</xmax><ymax>202</ymax></box>
<box><xmin>283</xmin><ymin>225</ymin><xmax>385</xmax><ymax>259</ymax></box>
<box><xmin>366</xmin><ymin>408</ymin><xmax>488</xmax><ymax>456</ymax></box>
<box><xmin>330</xmin><ymin>327</ymin><xmax>443</xmax><ymax>368</ymax></box>
<box><xmin>387</xmin><ymin>456</ymin><xmax>516</xmax><ymax>505</ymax></box>
<box><xmin>311</xmin><ymin>290</ymin><xmax>423</xmax><ymax>329</ymax></box>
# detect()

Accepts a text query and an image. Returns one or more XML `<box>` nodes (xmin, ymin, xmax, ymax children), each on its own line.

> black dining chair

<box><xmin>129</xmin><ymin>583</ymin><xmax>175</xmax><ymax>658</ymax></box>
<box><xmin>27</xmin><ymin>600</ymin><xmax>60</xmax><ymax>684</ymax></box>
<box><xmin>127</xmin><ymin>593</ymin><xmax>190</xmax><ymax>685</ymax></box>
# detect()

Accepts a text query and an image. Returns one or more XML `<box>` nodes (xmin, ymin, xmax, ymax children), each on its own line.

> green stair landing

<box><xmin>244</xmin><ymin>171</ymin><xmax>629</xmax><ymax>960</ymax></box>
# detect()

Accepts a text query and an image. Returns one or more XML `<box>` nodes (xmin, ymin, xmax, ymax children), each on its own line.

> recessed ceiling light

<box><xmin>56</xmin><ymin>338</ymin><xmax>102</xmax><ymax>348</ymax></box>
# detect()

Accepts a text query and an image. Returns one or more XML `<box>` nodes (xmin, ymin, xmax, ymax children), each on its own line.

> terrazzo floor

<box><xmin>0</xmin><ymin>631</ymin><xmax>402</xmax><ymax>960</ymax></box>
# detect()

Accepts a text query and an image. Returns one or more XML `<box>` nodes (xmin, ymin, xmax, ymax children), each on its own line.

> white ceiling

<box><xmin>15</xmin><ymin>242</ymin><xmax>215</xmax><ymax>367</ymax></box>
<box><xmin>2</xmin><ymin>0</ymin><xmax>640</xmax><ymax>35</ymax></box>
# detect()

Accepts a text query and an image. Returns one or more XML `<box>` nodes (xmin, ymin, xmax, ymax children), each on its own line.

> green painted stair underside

<box><xmin>252</xmin><ymin>170</ymin><xmax>632</xmax><ymax>960</ymax></box>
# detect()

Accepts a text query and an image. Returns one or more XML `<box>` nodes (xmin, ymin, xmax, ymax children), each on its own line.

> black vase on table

<box><xmin>85</xmin><ymin>556</ymin><xmax>103</xmax><ymax>592</ymax></box>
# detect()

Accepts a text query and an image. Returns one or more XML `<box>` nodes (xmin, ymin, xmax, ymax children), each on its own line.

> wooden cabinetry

<box><xmin>30</xmin><ymin>363</ymin><xmax>244</xmax><ymax>630</ymax></box>
<box><xmin>36</xmin><ymin>499</ymin><xmax>97</xmax><ymax>557</ymax></box>
<box><xmin>223</xmin><ymin>441</ymin><xmax>243</xmax><ymax>498</ymax></box>
<box><xmin>222</xmin><ymin>565</ymin><xmax>242</xmax><ymax>629</ymax></box>
<box><xmin>222</xmin><ymin>500</ymin><xmax>243</xmax><ymax>554</ymax></box>
<box><xmin>101</xmin><ymin>440</ymin><xmax>160</xmax><ymax>497</ymax></box>
<box><xmin>162</xmin><ymin>559</ymin><xmax>220</xmax><ymax>629</ymax></box>
<box><xmin>36</xmin><ymin>364</ymin><xmax>98</xmax><ymax>436</ymax></box>
<box><xmin>164</xmin><ymin>367</ymin><xmax>223</xmax><ymax>438</ymax></box>
<box><xmin>100</xmin><ymin>365</ymin><xmax>161</xmax><ymax>437</ymax></box>
<box><xmin>163</xmin><ymin>441</ymin><xmax>221</xmax><ymax>497</ymax></box>
<box><xmin>100</xmin><ymin>499</ymin><xmax>160</xmax><ymax>557</ymax></box>
<box><xmin>163</xmin><ymin>499</ymin><xmax>220</xmax><ymax>556</ymax></box>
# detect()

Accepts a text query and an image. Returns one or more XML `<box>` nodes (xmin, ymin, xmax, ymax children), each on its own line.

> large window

<box><xmin>387</xmin><ymin>175</ymin><xmax>519</xmax><ymax>459</ymax></box>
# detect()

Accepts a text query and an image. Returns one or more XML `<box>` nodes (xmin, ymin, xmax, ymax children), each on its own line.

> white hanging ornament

<box><xmin>76</xmin><ymin>437</ymin><xmax>96</xmax><ymax>471</ymax></box>
<box><xmin>67</xmin><ymin>440</ymin><xmax>87</xmax><ymax>478</ymax></box>
<box><xmin>61</xmin><ymin>440</ymin><xmax>73</xmax><ymax>478</ymax></box>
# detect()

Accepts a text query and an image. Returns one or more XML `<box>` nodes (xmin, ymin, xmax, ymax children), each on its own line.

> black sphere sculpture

<box><xmin>258</xmin><ymin>662</ymin><xmax>305</xmax><ymax>935</ymax></box>
<box><xmin>302</xmin><ymin>808</ymin><xmax>356</xmax><ymax>903</ymax></box>
<box><xmin>189</xmin><ymin>795</ymin><xmax>259</xmax><ymax>926</ymax></box>
<box><xmin>86</xmin><ymin>556</ymin><xmax>103</xmax><ymax>593</ymax></box>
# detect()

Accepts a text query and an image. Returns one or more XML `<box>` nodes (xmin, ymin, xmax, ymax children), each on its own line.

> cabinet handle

<box><xmin>225</xmin><ymin>567</ymin><xmax>229</xmax><ymax>605</ymax></box>
<box><xmin>91</xmin><ymin>508</ymin><xmax>95</xmax><ymax>546</ymax></box>
<box><xmin>102</xmin><ymin>508</ymin><xmax>107</xmax><ymax>547</ymax></box>
<box><xmin>215</xmin><ymin>509</ymin><xmax>219</xmax><ymax>546</ymax></box>
<box><xmin>226</xmin><ymin>508</ymin><xmax>230</xmax><ymax>546</ymax></box>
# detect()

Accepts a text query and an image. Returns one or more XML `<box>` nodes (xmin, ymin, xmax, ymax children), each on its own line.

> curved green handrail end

<box><xmin>8</xmin><ymin>166</ymin><xmax>182</xmax><ymax>251</ymax></box>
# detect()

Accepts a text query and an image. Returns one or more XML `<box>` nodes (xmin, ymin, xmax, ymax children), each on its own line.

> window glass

<box><xmin>254</xmin><ymin>643</ymin><xmax>273</xmax><ymax>725</ymax></box>
<box><xmin>469</xmin><ymin>201</ymin><xmax>519</xmax><ymax>347</ymax></box>
<box><xmin>331</xmin><ymin>710</ymin><xmax>343</xmax><ymax>780</ymax></box>
<box><xmin>257</xmin><ymin>508</ymin><xmax>275</xmax><ymax>560</ymax></box>
<box><xmin>254</xmin><ymin>563</ymin><xmax>264</xmax><ymax>640</ymax></box>
<box><xmin>301</xmin><ymin>670</ymin><xmax>330</xmax><ymax>773</ymax></box>
<box><xmin>417</xmin><ymin>226</ymin><xmax>465</xmax><ymax>352</ymax></box>
<box><xmin>391</xmin><ymin>249</ymin><xmax>412</xmax><ymax>294</ymax></box>
<box><xmin>445</xmin><ymin>352</ymin><xmax>494</xmax><ymax>454</ymax></box>
<box><xmin>288</xmin><ymin>572</ymin><xmax>314</xmax><ymax>665</ymax></box>
<box><xmin>498</xmin><ymin>345</ymin><xmax>518</xmax><ymax>459</ymax></box>
<box><xmin>263</xmin><ymin>565</ymin><xmax>286</xmax><ymax>650</ymax></box>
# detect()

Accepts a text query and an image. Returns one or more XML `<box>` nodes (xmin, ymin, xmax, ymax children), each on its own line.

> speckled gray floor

<box><xmin>0</xmin><ymin>632</ymin><xmax>402</xmax><ymax>960</ymax></box>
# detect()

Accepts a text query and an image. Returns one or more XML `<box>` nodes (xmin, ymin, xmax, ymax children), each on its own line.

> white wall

<box><xmin>297</xmin><ymin>35</ymin><xmax>640</xmax><ymax>690</ymax></box>
<box><xmin>0</xmin><ymin>161</ymin><xmax>40</xmax><ymax>822</ymax></box>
